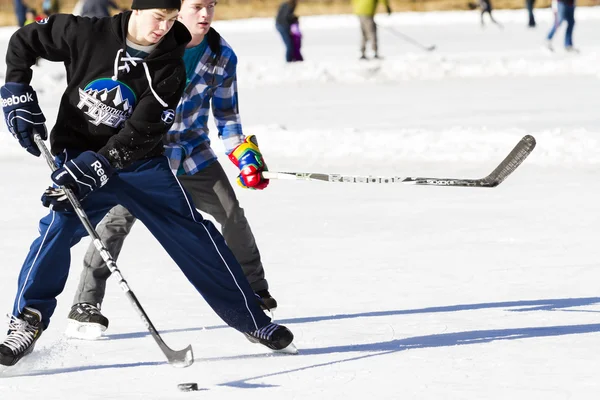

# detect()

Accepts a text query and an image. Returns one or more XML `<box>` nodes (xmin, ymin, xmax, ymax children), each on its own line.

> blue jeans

<box><xmin>276</xmin><ymin>24</ymin><xmax>294</xmax><ymax>62</ymax></box>
<box><xmin>13</xmin><ymin>0</ymin><xmax>26</xmax><ymax>27</ymax></box>
<box><xmin>547</xmin><ymin>2</ymin><xmax>575</xmax><ymax>47</ymax></box>
<box><xmin>526</xmin><ymin>0</ymin><xmax>536</xmax><ymax>27</ymax></box>
<box><xmin>12</xmin><ymin>153</ymin><xmax>270</xmax><ymax>332</ymax></box>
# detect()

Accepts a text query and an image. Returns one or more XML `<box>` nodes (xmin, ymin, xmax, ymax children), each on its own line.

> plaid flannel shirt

<box><xmin>163</xmin><ymin>36</ymin><xmax>245</xmax><ymax>176</ymax></box>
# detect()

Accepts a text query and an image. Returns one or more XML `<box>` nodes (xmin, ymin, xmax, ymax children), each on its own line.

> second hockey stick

<box><xmin>263</xmin><ymin>135</ymin><xmax>536</xmax><ymax>188</ymax></box>
<box><xmin>382</xmin><ymin>26</ymin><xmax>437</xmax><ymax>52</ymax></box>
<box><xmin>33</xmin><ymin>134</ymin><xmax>194</xmax><ymax>368</ymax></box>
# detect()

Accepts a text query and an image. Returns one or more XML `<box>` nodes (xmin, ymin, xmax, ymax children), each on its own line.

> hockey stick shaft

<box><xmin>33</xmin><ymin>135</ymin><xmax>193</xmax><ymax>368</ymax></box>
<box><xmin>383</xmin><ymin>26</ymin><xmax>436</xmax><ymax>51</ymax></box>
<box><xmin>262</xmin><ymin>135</ymin><xmax>536</xmax><ymax>188</ymax></box>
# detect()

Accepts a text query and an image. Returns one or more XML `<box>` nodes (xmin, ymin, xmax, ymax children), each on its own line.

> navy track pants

<box><xmin>12</xmin><ymin>153</ymin><xmax>270</xmax><ymax>332</ymax></box>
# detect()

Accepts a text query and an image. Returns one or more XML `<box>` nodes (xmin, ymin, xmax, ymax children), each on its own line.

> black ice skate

<box><xmin>65</xmin><ymin>303</ymin><xmax>109</xmax><ymax>340</ymax></box>
<box><xmin>245</xmin><ymin>323</ymin><xmax>297</xmax><ymax>354</ymax></box>
<box><xmin>255</xmin><ymin>289</ymin><xmax>278</xmax><ymax>311</ymax></box>
<box><xmin>0</xmin><ymin>307</ymin><xmax>43</xmax><ymax>366</ymax></box>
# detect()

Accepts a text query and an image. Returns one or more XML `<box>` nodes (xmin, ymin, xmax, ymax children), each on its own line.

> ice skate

<box><xmin>565</xmin><ymin>45</ymin><xmax>580</xmax><ymax>54</ymax></box>
<box><xmin>0</xmin><ymin>308</ymin><xmax>43</xmax><ymax>366</ymax></box>
<box><xmin>245</xmin><ymin>323</ymin><xmax>298</xmax><ymax>354</ymax></box>
<box><xmin>65</xmin><ymin>303</ymin><xmax>109</xmax><ymax>340</ymax></box>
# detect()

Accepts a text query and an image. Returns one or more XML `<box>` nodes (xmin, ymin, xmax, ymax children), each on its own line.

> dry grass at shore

<box><xmin>0</xmin><ymin>0</ymin><xmax>597</xmax><ymax>26</ymax></box>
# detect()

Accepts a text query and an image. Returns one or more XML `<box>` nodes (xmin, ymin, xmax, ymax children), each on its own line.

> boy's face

<box><xmin>134</xmin><ymin>8</ymin><xmax>179</xmax><ymax>44</ymax></box>
<box><xmin>178</xmin><ymin>0</ymin><xmax>216</xmax><ymax>38</ymax></box>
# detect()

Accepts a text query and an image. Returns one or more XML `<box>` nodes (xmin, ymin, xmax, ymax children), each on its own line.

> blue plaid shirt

<box><xmin>163</xmin><ymin>35</ymin><xmax>245</xmax><ymax>176</ymax></box>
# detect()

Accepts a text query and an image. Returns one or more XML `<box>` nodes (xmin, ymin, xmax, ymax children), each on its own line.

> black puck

<box><xmin>177</xmin><ymin>382</ymin><xmax>198</xmax><ymax>392</ymax></box>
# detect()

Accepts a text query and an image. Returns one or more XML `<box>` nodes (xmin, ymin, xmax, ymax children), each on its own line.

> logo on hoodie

<box><xmin>161</xmin><ymin>109</ymin><xmax>175</xmax><ymax>125</ymax></box>
<box><xmin>77</xmin><ymin>78</ymin><xmax>137</xmax><ymax>128</ymax></box>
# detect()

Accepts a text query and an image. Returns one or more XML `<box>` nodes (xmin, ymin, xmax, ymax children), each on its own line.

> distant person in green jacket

<box><xmin>352</xmin><ymin>0</ymin><xmax>391</xmax><ymax>60</ymax></box>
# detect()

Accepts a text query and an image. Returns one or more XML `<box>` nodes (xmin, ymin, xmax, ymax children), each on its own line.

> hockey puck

<box><xmin>177</xmin><ymin>382</ymin><xmax>199</xmax><ymax>392</ymax></box>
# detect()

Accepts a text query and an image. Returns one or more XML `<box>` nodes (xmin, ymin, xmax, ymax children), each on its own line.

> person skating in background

<box><xmin>42</xmin><ymin>0</ymin><xmax>60</xmax><ymax>15</ymax></box>
<box><xmin>24</xmin><ymin>8</ymin><xmax>37</xmax><ymax>25</ymax></box>
<box><xmin>80</xmin><ymin>0</ymin><xmax>127</xmax><ymax>18</ymax></box>
<box><xmin>67</xmin><ymin>0</ymin><xmax>280</xmax><ymax>339</ymax></box>
<box><xmin>13</xmin><ymin>0</ymin><xmax>27</xmax><ymax>27</ymax></box>
<box><xmin>275</xmin><ymin>0</ymin><xmax>299</xmax><ymax>62</ymax></box>
<box><xmin>352</xmin><ymin>0</ymin><xmax>392</xmax><ymax>60</ymax></box>
<box><xmin>479</xmin><ymin>0</ymin><xmax>503</xmax><ymax>28</ymax></box>
<box><xmin>0</xmin><ymin>0</ymin><xmax>295</xmax><ymax>367</ymax></box>
<box><xmin>546</xmin><ymin>0</ymin><xmax>577</xmax><ymax>52</ymax></box>
<box><xmin>526</xmin><ymin>0</ymin><xmax>536</xmax><ymax>27</ymax></box>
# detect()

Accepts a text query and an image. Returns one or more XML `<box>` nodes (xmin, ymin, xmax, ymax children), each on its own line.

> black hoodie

<box><xmin>5</xmin><ymin>12</ymin><xmax>191</xmax><ymax>169</ymax></box>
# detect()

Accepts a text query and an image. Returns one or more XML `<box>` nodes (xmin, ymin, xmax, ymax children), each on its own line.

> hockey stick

<box><xmin>382</xmin><ymin>26</ymin><xmax>436</xmax><ymax>52</ymax></box>
<box><xmin>33</xmin><ymin>134</ymin><xmax>194</xmax><ymax>368</ymax></box>
<box><xmin>263</xmin><ymin>135</ymin><xmax>536</xmax><ymax>188</ymax></box>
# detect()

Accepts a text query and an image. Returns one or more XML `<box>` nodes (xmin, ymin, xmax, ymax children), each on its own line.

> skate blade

<box><xmin>264</xmin><ymin>307</ymin><xmax>276</xmax><ymax>320</ymax></box>
<box><xmin>273</xmin><ymin>342</ymin><xmax>298</xmax><ymax>355</ymax></box>
<box><xmin>65</xmin><ymin>320</ymin><xmax>106</xmax><ymax>340</ymax></box>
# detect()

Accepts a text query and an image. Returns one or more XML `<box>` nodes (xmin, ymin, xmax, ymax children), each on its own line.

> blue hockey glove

<box><xmin>1</xmin><ymin>82</ymin><xmax>47</xmax><ymax>157</ymax></box>
<box><xmin>50</xmin><ymin>151</ymin><xmax>114</xmax><ymax>201</ymax></box>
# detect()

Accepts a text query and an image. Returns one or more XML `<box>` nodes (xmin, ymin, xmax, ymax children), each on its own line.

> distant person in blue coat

<box><xmin>275</xmin><ymin>0</ymin><xmax>298</xmax><ymax>62</ymax></box>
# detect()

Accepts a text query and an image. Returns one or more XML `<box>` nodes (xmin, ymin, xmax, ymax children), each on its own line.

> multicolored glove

<box><xmin>228</xmin><ymin>135</ymin><xmax>269</xmax><ymax>190</ymax></box>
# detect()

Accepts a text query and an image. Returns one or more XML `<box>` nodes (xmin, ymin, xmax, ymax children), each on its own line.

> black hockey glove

<box><xmin>0</xmin><ymin>82</ymin><xmax>47</xmax><ymax>157</ymax></box>
<box><xmin>41</xmin><ymin>186</ymin><xmax>72</xmax><ymax>212</ymax></box>
<box><xmin>51</xmin><ymin>151</ymin><xmax>114</xmax><ymax>200</ymax></box>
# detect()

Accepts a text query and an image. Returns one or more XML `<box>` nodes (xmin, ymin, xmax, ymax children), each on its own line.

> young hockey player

<box><xmin>0</xmin><ymin>0</ymin><xmax>295</xmax><ymax>367</ymax></box>
<box><xmin>67</xmin><ymin>0</ymin><xmax>279</xmax><ymax>339</ymax></box>
<box><xmin>290</xmin><ymin>20</ymin><xmax>303</xmax><ymax>62</ymax></box>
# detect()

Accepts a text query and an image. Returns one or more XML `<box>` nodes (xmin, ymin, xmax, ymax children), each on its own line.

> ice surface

<box><xmin>0</xmin><ymin>8</ymin><xmax>599</xmax><ymax>399</ymax></box>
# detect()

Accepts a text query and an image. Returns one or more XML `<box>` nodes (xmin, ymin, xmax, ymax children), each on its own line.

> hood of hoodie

<box><xmin>110</xmin><ymin>11</ymin><xmax>191</xmax><ymax>63</ymax></box>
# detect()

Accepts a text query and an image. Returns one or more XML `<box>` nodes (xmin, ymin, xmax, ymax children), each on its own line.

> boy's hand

<box><xmin>1</xmin><ymin>82</ymin><xmax>47</xmax><ymax>157</ymax></box>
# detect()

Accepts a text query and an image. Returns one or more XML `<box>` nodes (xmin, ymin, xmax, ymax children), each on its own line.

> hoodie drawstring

<box><xmin>142</xmin><ymin>63</ymin><xmax>168</xmax><ymax>107</ymax></box>
<box><xmin>111</xmin><ymin>49</ymin><xmax>169</xmax><ymax>108</ymax></box>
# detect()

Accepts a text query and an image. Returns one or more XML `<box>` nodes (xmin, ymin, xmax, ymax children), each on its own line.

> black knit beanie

<box><xmin>131</xmin><ymin>0</ymin><xmax>181</xmax><ymax>10</ymax></box>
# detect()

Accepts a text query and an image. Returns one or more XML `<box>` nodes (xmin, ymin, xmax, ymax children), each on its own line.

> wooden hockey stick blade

<box><xmin>262</xmin><ymin>135</ymin><xmax>536</xmax><ymax>188</ymax></box>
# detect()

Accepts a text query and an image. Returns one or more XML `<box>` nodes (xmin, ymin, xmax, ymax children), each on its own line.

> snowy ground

<box><xmin>1</xmin><ymin>7</ymin><xmax>600</xmax><ymax>399</ymax></box>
